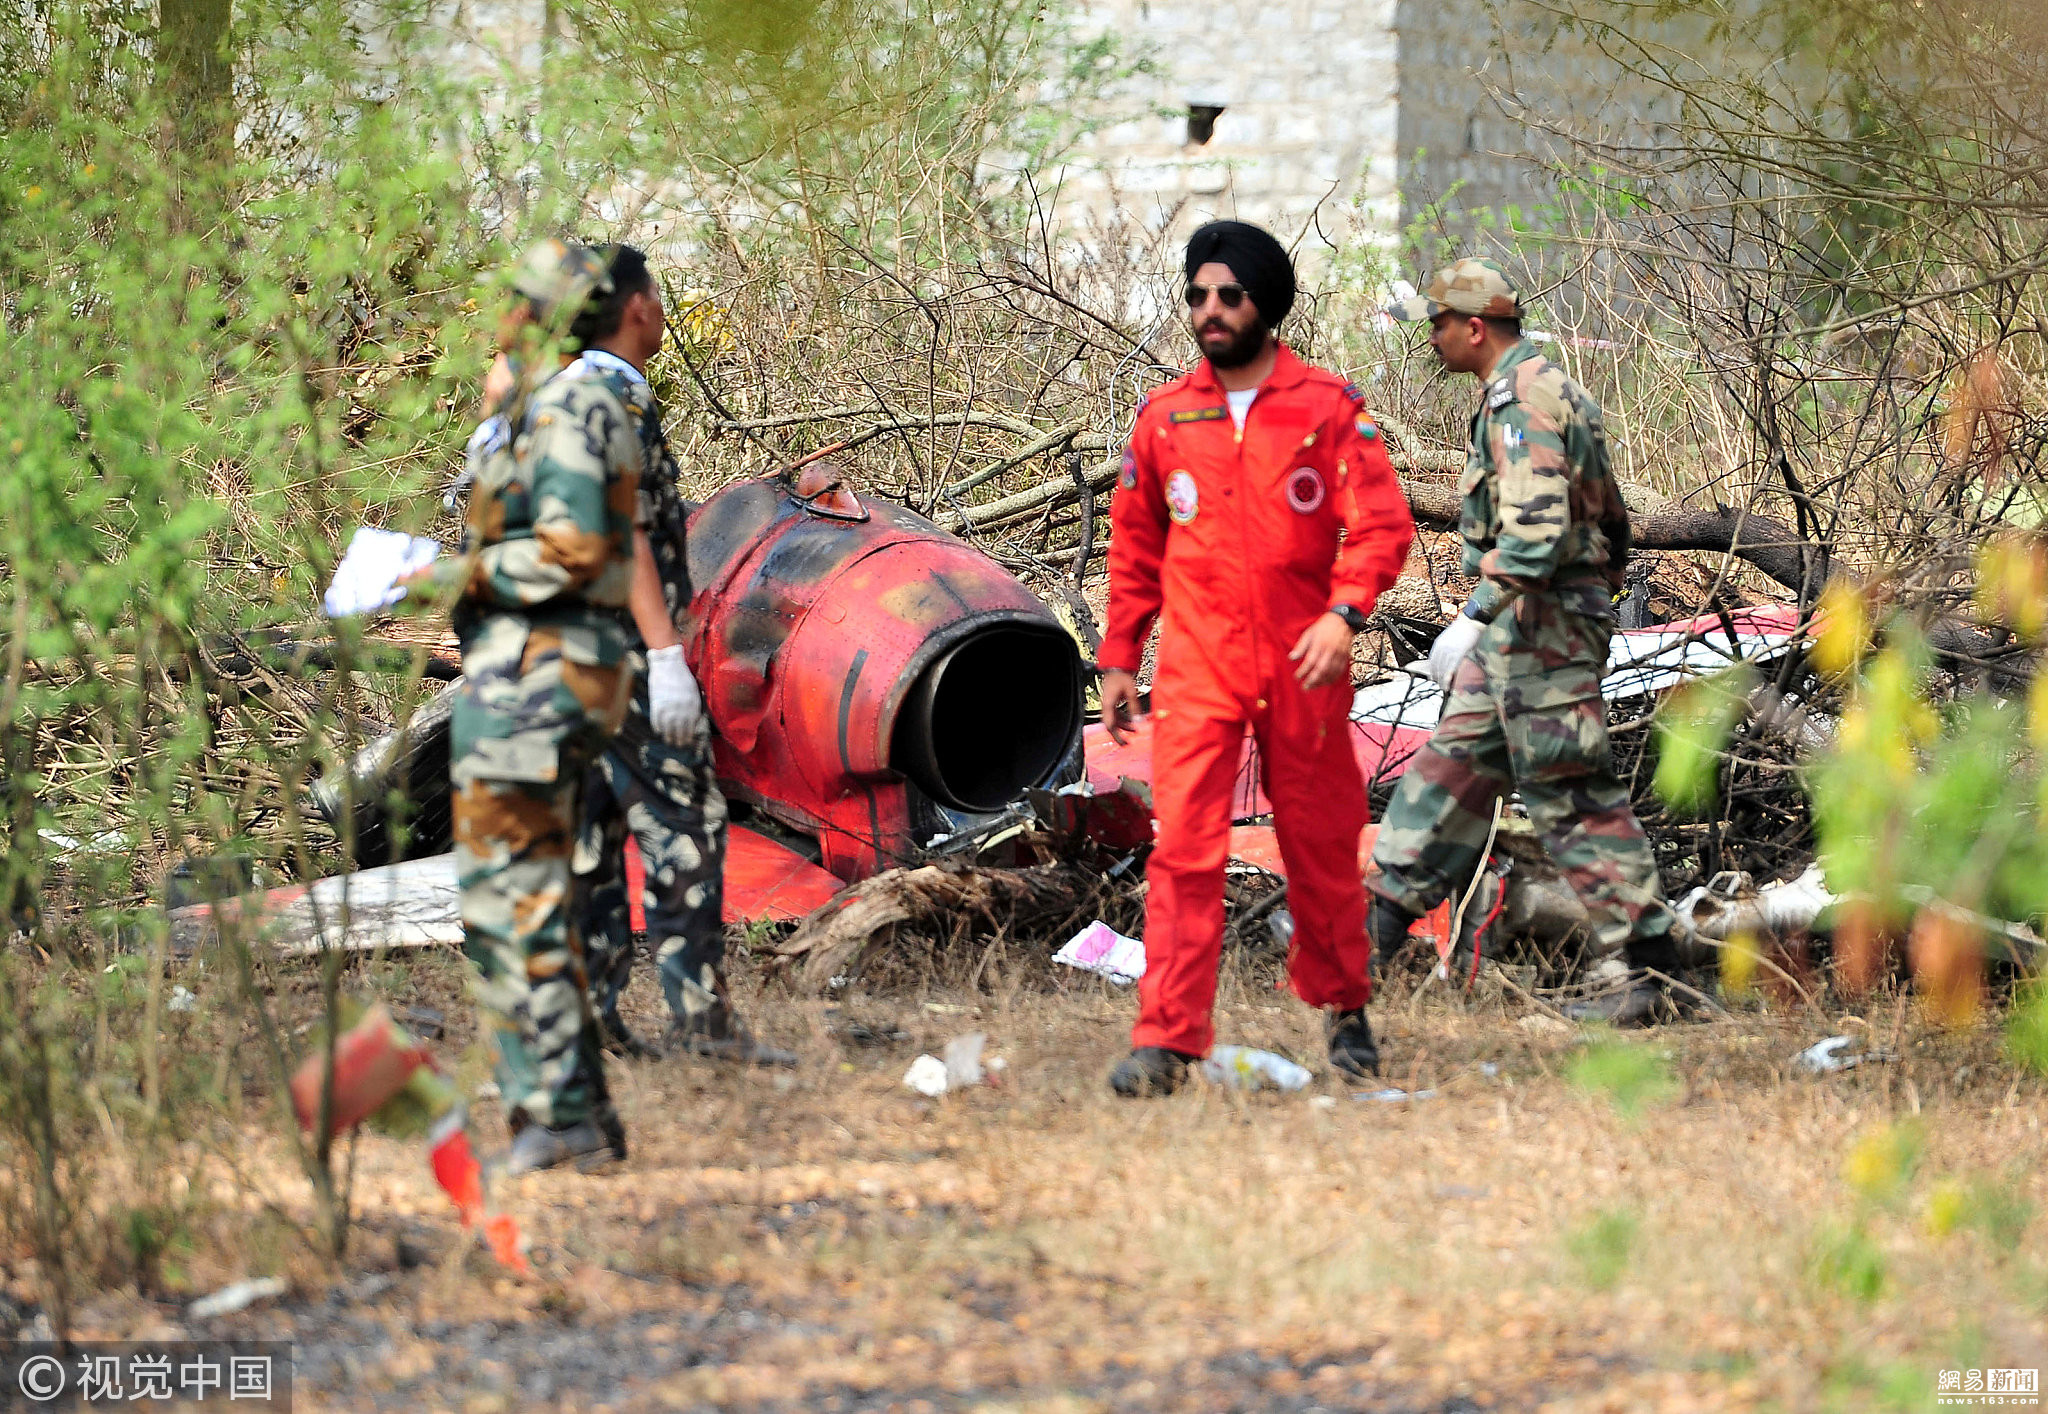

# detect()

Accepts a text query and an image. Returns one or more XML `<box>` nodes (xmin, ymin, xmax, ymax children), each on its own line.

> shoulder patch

<box><xmin>1354</xmin><ymin>415</ymin><xmax>1380</xmax><ymax>440</ymax></box>
<box><xmin>1486</xmin><ymin>378</ymin><xmax>1516</xmax><ymax>411</ymax></box>
<box><xmin>1169</xmin><ymin>406</ymin><xmax>1229</xmax><ymax>424</ymax></box>
<box><xmin>1341</xmin><ymin>382</ymin><xmax>1366</xmax><ymax>403</ymax></box>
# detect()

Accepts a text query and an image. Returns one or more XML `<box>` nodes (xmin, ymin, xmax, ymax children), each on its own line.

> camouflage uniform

<box><xmin>1371</xmin><ymin>260</ymin><xmax>1679</xmax><ymax>969</ymax></box>
<box><xmin>451</xmin><ymin>241</ymin><xmax>639</xmax><ymax>1131</ymax></box>
<box><xmin>572</xmin><ymin>359</ymin><xmax>734</xmax><ymax>1039</ymax></box>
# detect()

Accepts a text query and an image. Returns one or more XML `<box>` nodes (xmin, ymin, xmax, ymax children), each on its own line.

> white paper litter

<box><xmin>943</xmin><ymin>1033</ymin><xmax>987</xmax><ymax>1089</ymax></box>
<box><xmin>323</xmin><ymin>526</ymin><xmax>442</xmax><ymax>618</ymax></box>
<box><xmin>903</xmin><ymin>1054</ymin><xmax>950</xmax><ymax>1097</ymax></box>
<box><xmin>1053</xmin><ymin>920</ymin><xmax>1146</xmax><ymax>983</ymax></box>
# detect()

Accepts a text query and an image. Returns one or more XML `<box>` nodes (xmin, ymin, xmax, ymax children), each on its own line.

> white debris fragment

<box><xmin>1199</xmin><ymin>1046</ymin><xmax>1312</xmax><ymax>1092</ymax></box>
<box><xmin>903</xmin><ymin>1054</ymin><xmax>951</xmax><ymax>1097</ymax></box>
<box><xmin>1794</xmin><ymin>1035</ymin><xmax>1892</xmax><ymax>1075</ymax></box>
<box><xmin>189</xmin><ymin>1276</ymin><xmax>287</xmax><ymax>1320</ymax></box>
<box><xmin>1053</xmin><ymin>920</ymin><xmax>1146</xmax><ymax>983</ymax></box>
<box><xmin>942</xmin><ymin>1033</ymin><xmax>987</xmax><ymax>1089</ymax></box>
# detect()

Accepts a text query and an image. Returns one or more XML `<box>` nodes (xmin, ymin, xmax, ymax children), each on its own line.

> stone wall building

<box><xmin>1052</xmin><ymin>0</ymin><xmax>1676</xmax><ymax>276</ymax></box>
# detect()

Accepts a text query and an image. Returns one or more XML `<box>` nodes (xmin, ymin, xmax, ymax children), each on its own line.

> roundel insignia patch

<box><xmin>1354</xmin><ymin>415</ymin><xmax>1380</xmax><ymax>440</ymax></box>
<box><xmin>1118</xmin><ymin>450</ymin><xmax>1138</xmax><ymax>490</ymax></box>
<box><xmin>1165</xmin><ymin>470</ymin><xmax>1199</xmax><ymax>524</ymax></box>
<box><xmin>1285</xmin><ymin>467</ymin><xmax>1326</xmax><ymax>514</ymax></box>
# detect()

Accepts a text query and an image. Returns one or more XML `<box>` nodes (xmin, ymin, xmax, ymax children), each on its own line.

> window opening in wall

<box><xmin>1186</xmin><ymin>104</ymin><xmax>1224</xmax><ymax>146</ymax></box>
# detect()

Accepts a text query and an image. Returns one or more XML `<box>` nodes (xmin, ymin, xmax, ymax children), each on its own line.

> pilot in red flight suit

<box><xmin>1099</xmin><ymin>220</ymin><xmax>1415</xmax><ymax>1097</ymax></box>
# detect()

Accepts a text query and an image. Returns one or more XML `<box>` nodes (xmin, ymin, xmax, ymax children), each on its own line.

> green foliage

<box><xmin>1564</xmin><ymin>1207</ymin><xmax>1638</xmax><ymax>1290</ymax></box>
<box><xmin>1924</xmin><ymin>1174</ymin><xmax>2035</xmax><ymax>1251</ymax></box>
<box><xmin>1808</xmin><ymin>1218</ymin><xmax>1888</xmax><ymax>1303</ymax></box>
<box><xmin>1808</xmin><ymin>627</ymin><xmax>2048</xmax><ymax>933</ymax></box>
<box><xmin>1565</xmin><ymin>1035</ymin><xmax>1675</xmax><ymax>1119</ymax></box>
<box><xmin>1652</xmin><ymin>662</ymin><xmax>1758</xmax><ymax>817</ymax></box>
<box><xmin>2006</xmin><ymin>981</ymin><xmax>2048</xmax><ymax>1075</ymax></box>
<box><xmin>1842</xmin><ymin>1120</ymin><xmax>1924</xmax><ymax>1207</ymax></box>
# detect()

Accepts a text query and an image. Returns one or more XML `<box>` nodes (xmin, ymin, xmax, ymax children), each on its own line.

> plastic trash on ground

<box><xmin>943</xmin><ymin>1032</ymin><xmax>987</xmax><ymax>1088</ymax></box>
<box><xmin>1200</xmin><ymin>1045</ymin><xmax>1313</xmax><ymax>1092</ymax></box>
<box><xmin>1053</xmin><ymin>920</ymin><xmax>1146</xmax><ymax>983</ymax></box>
<box><xmin>904</xmin><ymin>1034</ymin><xmax>1005</xmax><ymax>1097</ymax></box>
<box><xmin>903</xmin><ymin>1054</ymin><xmax>951</xmax><ymax>1097</ymax></box>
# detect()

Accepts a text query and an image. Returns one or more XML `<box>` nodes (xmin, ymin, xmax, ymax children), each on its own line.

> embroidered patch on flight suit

<box><xmin>1169</xmin><ymin>406</ymin><xmax>1229</xmax><ymax>424</ymax></box>
<box><xmin>1354</xmin><ymin>415</ymin><xmax>1380</xmax><ymax>440</ymax></box>
<box><xmin>1165</xmin><ymin>470</ymin><xmax>1199</xmax><ymax>524</ymax></box>
<box><xmin>1285</xmin><ymin>467</ymin><xmax>1326</xmax><ymax>513</ymax></box>
<box><xmin>1118</xmin><ymin>450</ymin><xmax>1137</xmax><ymax>490</ymax></box>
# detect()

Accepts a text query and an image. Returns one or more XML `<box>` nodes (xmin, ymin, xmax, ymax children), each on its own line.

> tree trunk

<box><xmin>157</xmin><ymin>0</ymin><xmax>235</xmax><ymax>164</ymax></box>
<box><xmin>1397</xmin><ymin>472</ymin><xmax>1826</xmax><ymax>598</ymax></box>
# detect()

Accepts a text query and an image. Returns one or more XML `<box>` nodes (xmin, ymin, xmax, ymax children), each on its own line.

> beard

<box><xmin>1195</xmin><ymin>315</ymin><xmax>1270</xmax><ymax>370</ymax></box>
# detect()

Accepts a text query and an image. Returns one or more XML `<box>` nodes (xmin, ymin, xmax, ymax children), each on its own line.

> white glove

<box><xmin>645</xmin><ymin>644</ymin><xmax>703</xmax><ymax>746</ymax></box>
<box><xmin>1427</xmin><ymin>613</ymin><xmax>1486</xmax><ymax>691</ymax></box>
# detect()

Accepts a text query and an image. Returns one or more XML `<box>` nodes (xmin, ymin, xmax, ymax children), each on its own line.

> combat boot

<box><xmin>1326</xmin><ymin>1009</ymin><xmax>1380</xmax><ymax>1079</ymax></box>
<box><xmin>597</xmin><ymin>1009</ymin><xmax>665</xmax><ymax>1061</ymax></box>
<box><xmin>500</xmin><ymin>1111</ymin><xmax>628</xmax><ymax>1176</ymax></box>
<box><xmin>1108</xmin><ymin>1046</ymin><xmax>1194</xmax><ymax>1097</ymax></box>
<box><xmin>669</xmin><ymin>1013</ymin><xmax>799</xmax><ymax>1068</ymax></box>
<box><xmin>1366</xmin><ymin>894</ymin><xmax>1419</xmax><ymax>973</ymax></box>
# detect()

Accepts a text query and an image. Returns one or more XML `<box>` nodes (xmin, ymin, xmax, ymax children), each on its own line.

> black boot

<box><xmin>668</xmin><ymin>1013</ymin><xmax>800</xmax><ymax>1067</ymax></box>
<box><xmin>1326</xmin><ymin>1009</ymin><xmax>1380</xmax><ymax>1079</ymax></box>
<box><xmin>1366</xmin><ymin>894</ymin><xmax>1419</xmax><ymax>973</ymax></box>
<box><xmin>1109</xmin><ymin>1046</ymin><xmax>1194</xmax><ymax>1097</ymax></box>
<box><xmin>597</xmin><ymin>1010</ymin><xmax>665</xmax><ymax>1061</ymax></box>
<box><xmin>500</xmin><ymin>1112</ymin><xmax>628</xmax><ymax>1176</ymax></box>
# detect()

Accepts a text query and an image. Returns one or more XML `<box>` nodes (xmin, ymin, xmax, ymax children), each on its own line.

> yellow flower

<box><xmin>1812</xmin><ymin>579</ymin><xmax>1870</xmax><ymax>677</ymax></box>
<box><xmin>23</xmin><ymin>185</ymin><xmax>43</xmax><ymax>203</ymax></box>
<box><xmin>1720</xmin><ymin>931</ymin><xmax>1761</xmax><ymax>995</ymax></box>
<box><xmin>1923</xmin><ymin>1179</ymin><xmax>1967</xmax><ymax>1238</ymax></box>
<box><xmin>1843</xmin><ymin>1121</ymin><xmax>1922</xmax><ymax>1203</ymax></box>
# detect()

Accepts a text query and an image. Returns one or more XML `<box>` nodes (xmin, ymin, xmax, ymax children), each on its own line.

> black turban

<box><xmin>1184</xmin><ymin>220</ymin><xmax>1296</xmax><ymax>328</ymax></box>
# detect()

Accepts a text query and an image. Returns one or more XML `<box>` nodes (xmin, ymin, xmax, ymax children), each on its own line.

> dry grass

<box><xmin>28</xmin><ymin>940</ymin><xmax>2048</xmax><ymax>1413</ymax></box>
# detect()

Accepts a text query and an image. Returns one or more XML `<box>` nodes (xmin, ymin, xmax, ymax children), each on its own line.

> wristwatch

<box><xmin>1330</xmin><ymin>603</ymin><xmax>1369</xmax><ymax>633</ymax></box>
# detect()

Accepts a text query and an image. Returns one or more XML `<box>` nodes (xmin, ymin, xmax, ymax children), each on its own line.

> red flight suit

<box><xmin>1101</xmin><ymin>344</ymin><xmax>1414</xmax><ymax>1056</ymax></box>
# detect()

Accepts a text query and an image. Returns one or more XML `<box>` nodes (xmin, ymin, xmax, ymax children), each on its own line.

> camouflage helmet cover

<box><xmin>1386</xmin><ymin>257</ymin><xmax>1524</xmax><ymax>322</ymax></box>
<box><xmin>507</xmin><ymin>237</ymin><xmax>614</xmax><ymax>323</ymax></box>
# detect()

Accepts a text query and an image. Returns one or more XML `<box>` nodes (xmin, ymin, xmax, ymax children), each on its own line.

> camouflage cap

<box><xmin>507</xmin><ymin>237</ymin><xmax>614</xmax><ymax>322</ymax></box>
<box><xmin>1386</xmin><ymin>257</ymin><xmax>1524</xmax><ymax>321</ymax></box>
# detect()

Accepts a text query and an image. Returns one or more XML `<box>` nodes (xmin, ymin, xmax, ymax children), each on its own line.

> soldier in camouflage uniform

<box><xmin>449</xmin><ymin>238</ymin><xmax>641</xmax><ymax>1174</ymax></box>
<box><xmin>1369</xmin><ymin>258</ymin><xmax>1687</xmax><ymax>1025</ymax></box>
<box><xmin>568</xmin><ymin>247</ymin><xmax>795</xmax><ymax>1068</ymax></box>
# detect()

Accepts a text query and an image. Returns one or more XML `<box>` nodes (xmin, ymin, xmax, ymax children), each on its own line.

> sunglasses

<box><xmin>1184</xmin><ymin>281</ymin><xmax>1250</xmax><ymax>310</ymax></box>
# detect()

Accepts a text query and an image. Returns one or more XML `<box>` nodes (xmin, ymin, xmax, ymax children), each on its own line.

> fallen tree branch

<box><xmin>774</xmin><ymin>861</ymin><xmax>1091</xmax><ymax>991</ymax></box>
